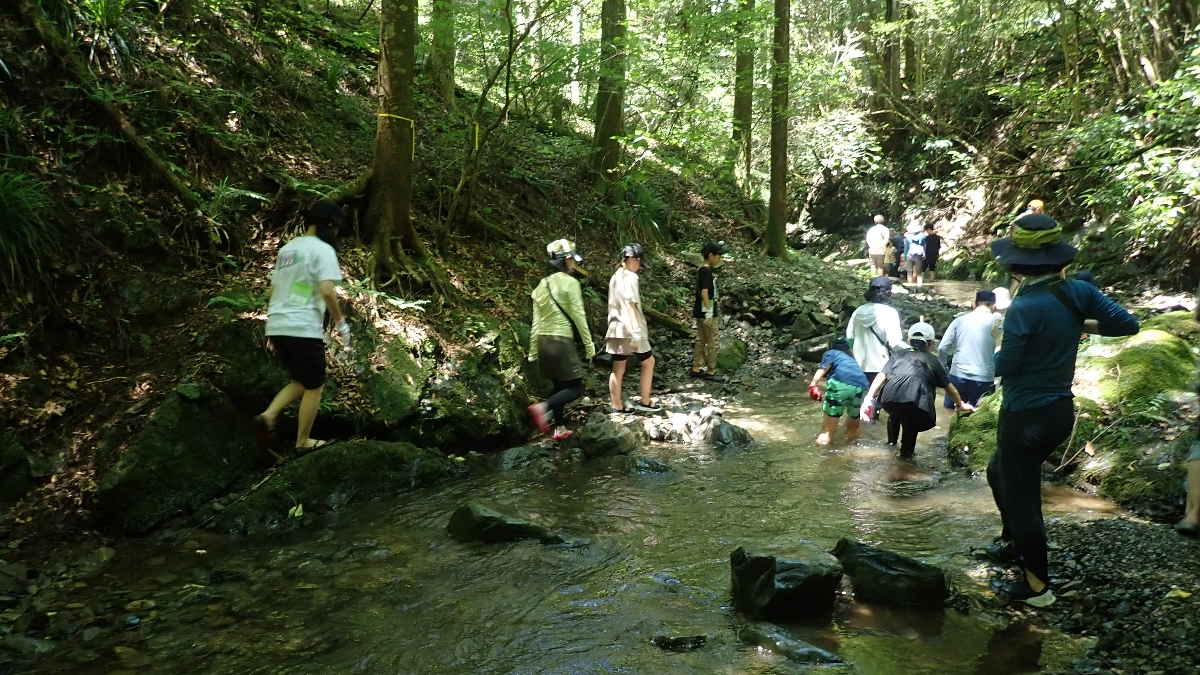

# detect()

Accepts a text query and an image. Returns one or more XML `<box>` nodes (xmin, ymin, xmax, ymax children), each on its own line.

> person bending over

<box><xmin>938</xmin><ymin>290</ymin><xmax>1003</xmax><ymax>408</ymax></box>
<box><xmin>810</xmin><ymin>337</ymin><xmax>870</xmax><ymax>445</ymax></box>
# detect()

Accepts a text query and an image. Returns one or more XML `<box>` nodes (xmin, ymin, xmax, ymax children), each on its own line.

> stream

<box><xmin>18</xmin><ymin>282</ymin><xmax>1125</xmax><ymax>675</ymax></box>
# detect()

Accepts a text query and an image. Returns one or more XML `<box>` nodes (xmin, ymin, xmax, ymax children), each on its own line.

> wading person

<box><xmin>922</xmin><ymin>224</ymin><xmax>941</xmax><ymax>282</ymax></box>
<box><xmin>810</xmin><ymin>337</ymin><xmax>869</xmax><ymax>445</ymax></box>
<box><xmin>847</xmin><ymin>277</ymin><xmax>906</xmax><ymax>387</ymax></box>
<box><xmin>889</xmin><ymin>230</ymin><xmax>905</xmax><ymax>277</ymax></box>
<box><xmin>255</xmin><ymin>200</ymin><xmax>351</xmax><ymax>455</ymax></box>
<box><xmin>606</xmin><ymin>243</ymin><xmax>660</xmax><ymax>414</ymax></box>
<box><xmin>860</xmin><ymin>322</ymin><xmax>972</xmax><ymax>459</ymax></box>
<box><xmin>1177</xmin><ymin>284</ymin><xmax>1200</xmax><ymax>538</ymax></box>
<box><xmin>938</xmin><ymin>290</ymin><xmax>1003</xmax><ymax>408</ymax></box>
<box><xmin>904</xmin><ymin>222</ymin><xmax>926</xmax><ymax>286</ymax></box>
<box><xmin>866</xmin><ymin>215</ymin><xmax>891</xmax><ymax>277</ymax></box>
<box><xmin>527</xmin><ymin>239</ymin><xmax>595</xmax><ymax>441</ymax></box>
<box><xmin>986</xmin><ymin>213</ymin><xmax>1139</xmax><ymax>606</ymax></box>
<box><xmin>690</xmin><ymin>241</ymin><xmax>725</xmax><ymax>382</ymax></box>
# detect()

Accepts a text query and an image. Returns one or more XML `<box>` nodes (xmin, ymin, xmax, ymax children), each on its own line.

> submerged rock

<box><xmin>832</xmin><ymin>538</ymin><xmax>949</xmax><ymax>607</ymax></box>
<box><xmin>447</xmin><ymin>500</ymin><xmax>584</xmax><ymax>546</ymax></box>
<box><xmin>217</xmin><ymin>440</ymin><xmax>455</xmax><ymax>534</ymax></box>
<box><xmin>650</xmin><ymin>635</ymin><xmax>707</xmax><ymax>652</ymax></box>
<box><xmin>493</xmin><ymin>445</ymin><xmax>558</xmax><ymax>477</ymax></box>
<box><xmin>730</xmin><ymin>547</ymin><xmax>843</xmax><ymax>618</ymax></box>
<box><xmin>736</xmin><ymin>622</ymin><xmax>843</xmax><ymax>664</ymax></box>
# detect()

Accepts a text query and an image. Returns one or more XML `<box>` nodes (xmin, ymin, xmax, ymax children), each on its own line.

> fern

<box><xmin>0</xmin><ymin>172</ymin><xmax>57</xmax><ymax>289</ymax></box>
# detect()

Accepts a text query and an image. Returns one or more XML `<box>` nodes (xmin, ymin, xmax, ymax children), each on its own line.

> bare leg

<box><xmin>638</xmin><ymin>354</ymin><xmax>655</xmax><ymax>404</ymax></box>
<box><xmin>844</xmin><ymin>416</ymin><xmax>861</xmax><ymax>442</ymax></box>
<box><xmin>1185</xmin><ymin>460</ymin><xmax>1200</xmax><ymax>525</ymax></box>
<box><xmin>261</xmin><ymin>381</ymin><xmax>306</xmax><ymax>428</ymax></box>
<box><xmin>295</xmin><ymin>385</ymin><xmax>324</xmax><ymax>448</ymax></box>
<box><xmin>816</xmin><ymin>414</ymin><xmax>839</xmax><ymax>445</ymax></box>
<box><xmin>609</xmin><ymin>359</ymin><xmax>627</xmax><ymax>410</ymax></box>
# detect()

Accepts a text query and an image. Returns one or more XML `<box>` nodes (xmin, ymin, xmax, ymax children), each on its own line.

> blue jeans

<box><xmin>944</xmin><ymin>374</ymin><xmax>995</xmax><ymax>408</ymax></box>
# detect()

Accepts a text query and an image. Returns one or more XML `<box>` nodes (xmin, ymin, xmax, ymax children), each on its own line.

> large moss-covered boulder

<box><xmin>0</xmin><ymin>431</ymin><xmax>33</xmax><ymax>505</ymax></box>
<box><xmin>96</xmin><ymin>388</ymin><xmax>270</xmax><ymax>533</ymax></box>
<box><xmin>1142</xmin><ymin>311</ymin><xmax>1199</xmax><ymax>344</ymax></box>
<box><xmin>364</xmin><ymin>337</ymin><xmax>435</xmax><ymax>427</ymax></box>
<box><xmin>218</xmin><ymin>440</ymin><xmax>455</xmax><ymax>534</ymax></box>
<box><xmin>416</xmin><ymin>371</ymin><xmax>525</xmax><ymax>450</ymax></box>
<box><xmin>200</xmin><ymin>315</ymin><xmax>291</xmax><ymax>408</ymax></box>
<box><xmin>947</xmin><ymin>392</ymin><xmax>1002</xmax><ymax>473</ymax></box>
<box><xmin>717</xmin><ymin>337</ymin><xmax>748</xmax><ymax>374</ymax></box>
<box><xmin>1078</xmin><ymin>330</ymin><xmax>1195</xmax><ymax>406</ymax></box>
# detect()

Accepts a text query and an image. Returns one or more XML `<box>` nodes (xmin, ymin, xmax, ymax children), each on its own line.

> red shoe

<box><xmin>528</xmin><ymin>404</ymin><xmax>551</xmax><ymax>435</ymax></box>
<box><xmin>553</xmin><ymin>428</ymin><xmax>574</xmax><ymax>441</ymax></box>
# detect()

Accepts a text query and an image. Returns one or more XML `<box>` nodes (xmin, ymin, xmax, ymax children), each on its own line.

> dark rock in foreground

<box><xmin>832</xmin><ymin>538</ymin><xmax>949</xmax><ymax>606</ymax></box>
<box><xmin>562</xmin><ymin>412</ymin><xmax>644</xmax><ymax>459</ymax></box>
<box><xmin>447</xmin><ymin>500</ymin><xmax>586</xmax><ymax>546</ymax></box>
<box><xmin>730</xmin><ymin>546</ymin><xmax>843</xmax><ymax>618</ymax></box>
<box><xmin>218</xmin><ymin>440</ymin><xmax>455</xmax><ymax>534</ymax></box>
<box><xmin>736</xmin><ymin>622</ymin><xmax>843</xmax><ymax>664</ymax></box>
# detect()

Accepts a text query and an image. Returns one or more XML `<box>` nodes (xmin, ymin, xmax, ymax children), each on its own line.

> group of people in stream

<box><xmin>249</xmin><ymin>198</ymin><xmax>1198</xmax><ymax>614</ymax></box>
<box><xmin>865</xmin><ymin>213</ymin><xmax>943</xmax><ymax>286</ymax></box>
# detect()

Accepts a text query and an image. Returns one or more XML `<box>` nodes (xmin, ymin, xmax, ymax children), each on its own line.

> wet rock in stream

<box><xmin>735</xmin><ymin>621</ymin><xmax>844</xmax><ymax>664</ymax></box>
<box><xmin>561</xmin><ymin>412</ymin><xmax>645</xmax><ymax>459</ymax></box>
<box><xmin>730</xmin><ymin>547</ymin><xmax>843</xmax><ymax>618</ymax></box>
<box><xmin>832</xmin><ymin>539</ymin><xmax>950</xmax><ymax>607</ymax></box>
<box><xmin>650</xmin><ymin>634</ymin><xmax>707</xmax><ymax>652</ymax></box>
<box><xmin>447</xmin><ymin>500</ymin><xmax>586</xmax><ymax>546</ymax></box>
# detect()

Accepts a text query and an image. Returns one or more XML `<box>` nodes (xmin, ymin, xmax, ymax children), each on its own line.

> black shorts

<box><xmin>269</xmin><ymin>336</ymin><xmax>326</xmax><ymax>390</ymax></box>
<box><xmin>925</xmin><ymin>256</ymin><xmax>939</xmax><ymax>271</ymax></box>
<box><xmin>611</xmin><ymin>350</ymin><xmax>653</xmax><ymax>362</ymax></box>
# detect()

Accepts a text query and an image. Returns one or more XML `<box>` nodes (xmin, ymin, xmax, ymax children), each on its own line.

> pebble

<box><xmin>113</xmin><ymin>645</ymin><xmax>152</xmax><ymax>668</ymax></box>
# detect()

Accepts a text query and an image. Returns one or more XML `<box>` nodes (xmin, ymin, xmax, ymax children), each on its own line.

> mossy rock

<box><xmin>217</xmin><ymin>440</ymin><xmax>456</xmax><ymax>534</ymax></box>
<box><xmin>95</xmin><ymin>391</ymin><xmax>270</xmax><ymax>533</ymax></box>
<box><xmin>416</xmin><ymin>373</ymin><xmax>525</xmax><ymax>450</ymax></box>
<box><xmin>1142</xmin><ymin>311</ymin><xmax>1199</xmax><ymax>344</ymax></box>
<box><xmin>1084</xmin><ymin>330</ymin><xmax>1196</xmax><ymax>406</ymax></box>
<box><xmin>947</xmin><ymin>392</ymin><xmax>1002</xmax><ymax>473</ymax></box>
<box><xmin>1095</xmin><ymin>443</ymin><xmax>1186</xmax><ymax>514</ymax></box>
<box><xmin>364</xmin><ymin>337</ymin><xmax>436</xmax><ymax>427</ymax></box>
<box><xmin>717</xmin><ymin>337</ymin><xmax>748</xmax><ymax>374</ymax></box>
<box><xmin>200</xmin><ymin>317</ymin><xmax>291</xmax><ymax>408</ymax></box>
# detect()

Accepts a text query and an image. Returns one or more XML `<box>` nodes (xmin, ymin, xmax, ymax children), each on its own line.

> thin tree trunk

<box><xmin>727</xmin><ymin>0</ymin><xmax>755</xmax><ymax>187</ymax></box>
<box><xmin>570</xmin><ymin>3</ymin><xmax>582</xmax><ymax>105</ymax></box>
<box><xmin>367</xmin><ymin>0</ymin><xmax>428</xmax><ymax>279</ymax></box>
<box><xmin>591</xmin><ymin>0</ymin><xmax>627</xmax><ymax>191</ymax></box>
<box><xmin>429</xmin><ymin>0</ymin><xmax>456</xmax><ymax>109</ymax></box>
<box><xmin>11</xmin><ymin>0</ymin><xmax>200</xmax><ymax>210</ymax></box>
<box><xmin>765</xmin><ymin>0</ymin><xmax>788</xmax><ymax>260</ymax></box>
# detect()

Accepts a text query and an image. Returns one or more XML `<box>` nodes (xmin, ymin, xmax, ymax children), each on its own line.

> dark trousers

<box><xmin>883</xmin><ymin>401</ymin><xmax>935</xmax><ymax>457</ymax></box>
<box><xmin>944</xmin><ymin>375</ymin><xmax>996</xmax><ymax>408</ymax></box>
<box><xmin>546</xmin><ymin>378</ymin><xmax>584</xmax><ymax>425</ymax></box>
<box><xmin>987</xmin><ymin>396</ymin><xmax>1075</xmax><ymax>584</ymax></box>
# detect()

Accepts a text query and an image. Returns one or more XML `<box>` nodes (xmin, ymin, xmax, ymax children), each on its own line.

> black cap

<box><xmin>975</xmin><ymin>290</ymin><xmax>997</xmax><ymax>304</ymax></box>
<box><xmin>307</xmin><ymin>199</ymin><xmax>345</xmax><ymax>228</ymax></box>
<box><xmin>700</xmin><ymin>241</ymin><xmax>725</xmax><ymax>258</ymax></box>
<box><xmin>869</xmin><ymin>276</ymin><xmax>892</xmax><ymax>291</ymax></box>
<box><xmin>622</xmin><ymin>242</ymin><xmax>645</xmax><ymax>261</ymax></box>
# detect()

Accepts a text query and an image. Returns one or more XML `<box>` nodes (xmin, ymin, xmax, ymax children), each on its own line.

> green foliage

<box><xmin>73</xmin><ymin>0</ymin><xmax>148</xmax><ymax>69</ymax></box>
<box><xmin>0</xmin><ymin>172</ymin><xmax>56</xmax><ymax>288</ymax></box>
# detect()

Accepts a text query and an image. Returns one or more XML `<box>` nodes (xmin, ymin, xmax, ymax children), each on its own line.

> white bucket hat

<box><xmin>546</xmin><ymin>239</ymin><xmax>582</xmax><ymax>262</ymax></box>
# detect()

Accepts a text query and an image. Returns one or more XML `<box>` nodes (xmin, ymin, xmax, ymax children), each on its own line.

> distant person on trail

<box><xmin>690</xmin><ymin>241</ymin><xmax>725</xmax><ymax>382</ymax></box>
<box><xmin>889</xmin><ymin>231</ymin><xmax>905</xmax><ymax>277</ymax></box>
<box><xmin>883</xmin><ymin>238</ymin><xmax>898</xmax><ymax>277</ymax></box>
<box><xmin>985</xmin><ymin>213</ymin><xmax>1139</xmax><ymax>607</ymax></box>
<box><xmin>866</xmin><ymin>215</ymin><xmax>891</xmax><ymax>277</ymax></box>
<box><xmin>922</xmin><ymin>224</ymin><xmax>942</xmax><ymax>281</ymax></box>
<box><xmin>810</xmin><ymin>337</ymin><xmax>869</xmax><ymax>445</ymax></box>
<box><xmin>904</xmin><ymin>222</ymin><xmax>926</xmax><ymax>286</ymax></box>
<box><xmin>1177</xmin><ymin>284</ymin><xmax>1200</xmax><ymax>538</ymax></box>
<box><xmin>527</xmin><ymin>239</ymin><xmax>595</xmax><ymax>442</ymax></box>
<box><xmin>255</xmin><ymin>200</ymin><xmax>351</xmax><ymax>456</ymax></box>
<box><xmin>938</xmin><ymin>290</ymin><xmax>1003</xmax><ymax>408</ymax></box>
<box><xmin>606</xmin><ymin>243</ymin><xmax>661</xmax><ymax>414</ymax></box>
<box><xmin>859</xmin><ymin>322</ymin><xmax>972</xmax><ymax>459</ymax></box>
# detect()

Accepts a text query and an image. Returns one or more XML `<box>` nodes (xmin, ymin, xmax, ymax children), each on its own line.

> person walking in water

<box><xmin>922</xmin><ymin>224</ymin><xmax>941</xmax><ymax>282</ymax></box>
<box><xmin>904</xmin><ymin>222</ymin><xmax>926</xmax><ymax>286</ymax></box>
<box><xmin>810</xmin><ymin>337</ymin><xmax>870</xmax><ymax>445</ymax></box>
<box><xmin>847</xmin><ymin>277</ymin><xmax>906</xmax><ymax>386</ymax></box>
<box><xmin>866</xmin><ymin>215</ymin><xmax>891</xmax><ymax>277</ymax></box>
<box><xmin>528</xmin><ymin>239</ymin><xmax>595</xmax><ymax>441</ymax></box>
<box><xmin>986</xmin><ymin>213</ymin><xmax>1138</xmax><ymax>607</ymax></box>
<box><xmin>255</xmin><ymin>200</ymin><xmax>351</xmax><ymax>455</ymax></box>
<box><xmin>859</xmin><ymin>322</ymin><xmax>972</xmax><ymax>459</ymax></box>
<box><xmin>690</xmin><ymin>242</ymin><xmax>725</xmax><ymax>382</ymax></box>
<box><xmin>938</xmin><ymin>290</ymin><xmax>1003</xmax><ymax>408</ymax></box>
<box><xmin>606</xmin><ymin>243</ymin><xmax>661</xmax><ymax>413</ymax></box>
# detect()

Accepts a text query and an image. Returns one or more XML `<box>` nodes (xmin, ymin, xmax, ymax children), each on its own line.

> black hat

<box><xmin>700</xmin><ymin>241</ymin><xmax>725</xmax><ymax>258</ymax></box>
<box><xmin>990</xmin><ymin>213</ymin><xmax>1077</xmax><ymax>266</ymax></box>
<box><xmin>307</xmin><ymin>199</ymin><xmax>345</xmax><ymax>228</ymax></box>
<box><xmin>975</xmin><ymin>290</ymin><xmax>997</xmax><ymax>305</ymax></box>
<box><xmin>622</xmin><ymin>242</ymin><xmax>645</xmax><ymax>261</ymax></box>
<box><xmin>869</xmin><ymin>276</ymin><xmax>892</xmax><ymax>291</ymax></box>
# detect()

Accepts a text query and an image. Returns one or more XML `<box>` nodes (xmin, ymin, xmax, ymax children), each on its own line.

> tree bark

<box><xmin>428</xmin><ymin>0</ymin><xmax>456</xmax><ymax>109</ymax></box>
<box><xmin>11</xmin><ymin>0</ymin><xmax>200</xmax><ymax>210</ymax></box>
<box><xmin>591</xmin><ymin>0</ymin><xmax>627</xmax><ymax>191</ymax></box>
<box><xmin>728</xmin><ymin>0</ymin><xmax>755</xmax><ymax>187</ymax></box>
<box><xmin>765</xmin><ymin>0</ymin><xmax>788</xmax><ymax>260</ymax></box>
<box><xmin>367</xmin><ymin>0</ymin><xmax>428</xmax><ymax>278</ymax></box>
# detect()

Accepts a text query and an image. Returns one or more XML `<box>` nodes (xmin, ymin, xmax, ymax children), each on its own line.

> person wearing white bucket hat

<box><xmin>860</xmin><ymin>321</ymin><xmax>972</xmax><ymax>460</ymax></box>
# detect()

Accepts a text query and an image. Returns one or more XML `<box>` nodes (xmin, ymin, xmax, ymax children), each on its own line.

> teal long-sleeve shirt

<box><xmin>994</xmin><ymin>277</ymin><xmax>1139</xmax><ymax>411</ymax></box>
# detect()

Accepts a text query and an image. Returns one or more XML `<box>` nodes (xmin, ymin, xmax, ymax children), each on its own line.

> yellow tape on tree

<box><xmin>473</xmin><ymin>121</ymin><xmax>480</xmax><ymax>153</ymax></box>
<box><xmin>377</xmin><ymin>113</ymin><xmax>416</xmax><ymax>160</ymax></box>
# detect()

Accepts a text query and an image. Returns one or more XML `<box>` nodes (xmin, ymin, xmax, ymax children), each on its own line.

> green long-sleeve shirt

<box><xmin>530</xmin><ymin>273</ymin><xmax>595</xmax><ymax>362</ymax></box>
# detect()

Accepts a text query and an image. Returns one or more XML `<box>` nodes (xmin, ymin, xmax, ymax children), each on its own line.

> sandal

<box><xmin>1176</xmin><ymin>518</ymin><xmax>1200</xmax><ymax>538</ymax></box>
<box><xmin>252</xmin><ymin>415</ymin><xmax>277</xmax><ymax>448</ymax></box>
<box><xmin>295</xmin><ymin>439</ymin><xmax>336</xmax><ymax>455</ymax></box>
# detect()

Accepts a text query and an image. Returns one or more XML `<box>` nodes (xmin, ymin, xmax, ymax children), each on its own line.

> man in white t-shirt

<box><xmin>866</xmin><ymin>215</ymin><xmax>891</xmax><ymax>276</ymax></box>
<box><xmin>253</xmin><ymin>200</ymin><xmax>351</xmax><ymax>455</ymax></box>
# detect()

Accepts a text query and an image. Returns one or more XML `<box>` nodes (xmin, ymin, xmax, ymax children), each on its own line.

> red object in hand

<box><xmin>809</xmin><ymin>384</ymin><xmax>822</xmax><ymax>401</ymax></box>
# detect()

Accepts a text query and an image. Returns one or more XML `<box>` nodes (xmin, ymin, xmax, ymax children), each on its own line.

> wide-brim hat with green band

<box><xmin>989</xmin><ymin>213</ymin><xmax>1078</xmax><ymax>266</ymax></box>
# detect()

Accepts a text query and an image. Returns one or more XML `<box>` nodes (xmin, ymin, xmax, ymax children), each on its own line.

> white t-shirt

<box><xmin>265</xmin><ymin>236</ymin><xmax>343</xmax><ymax>339</ymax></box>
<box><xmin>866</xmin><ymin>224</ymin><xmax>891</xmax><ymax>255</ymax></box>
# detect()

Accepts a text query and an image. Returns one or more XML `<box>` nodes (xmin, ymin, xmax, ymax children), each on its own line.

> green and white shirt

<box><xmin>265</xmin><ymin>236</ymin><xmax>343</xmax><ymax>339</ymax></box>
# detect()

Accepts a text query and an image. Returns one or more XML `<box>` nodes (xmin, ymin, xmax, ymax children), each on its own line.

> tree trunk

<box><xmin>429</xmin><ymin>0</ymin><xmax>456</xmax><ymax>109</ymax></box>
<box><xmin>765</xmin><ymin>0</ymin><xmax>788</xmax><ymax>260</ymax></box>
<box><xmin>728</xmin><ymin>0</ymin><xmax>755</xmax><ymax>188</ymax></box>
<box><xmin>591</xmin><ymin>0</ymin><xmax>627</xmax><ymax>191</ymax></box>
<box><xmin>570</xmin><ymin>3</ymin><xmax>582</xmax><ymax>105</ymax></box>
<box><xmin>367</xmin><ymin>0</ymin><xmax>428</xmax><ymax>278</ymax></box>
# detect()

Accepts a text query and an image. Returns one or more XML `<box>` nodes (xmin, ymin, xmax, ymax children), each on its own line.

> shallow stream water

<box><xmin>21</xmin><ymin>369</ymin><xmax>1123</xmax><ymax>675</ymax></box>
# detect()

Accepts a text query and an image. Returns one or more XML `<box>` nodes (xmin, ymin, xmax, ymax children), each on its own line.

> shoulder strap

<box><xmin>1044</xmin><ymin>281</ymin><xmax>1086</xmax><ymax>325</ymax></box>
<box><xmin>546</xmin><ymin>277</ymin><xmax>583</xmax><ymax>344</ymax></box>
<box><xmin>869</xmin><ymin>325</ymin><xmax>892</xmax><ymax>355</ymax></box>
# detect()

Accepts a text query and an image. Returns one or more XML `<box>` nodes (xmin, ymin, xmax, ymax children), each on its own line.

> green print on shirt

<box><xmin>289</xmin><ymin>280</ymin><xmax>314</xmax><ymax>303</ymax></box>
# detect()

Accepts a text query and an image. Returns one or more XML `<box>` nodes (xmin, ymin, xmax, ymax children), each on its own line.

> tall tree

<box><xmin>429</xmin><ymin>0</ymin><xmax>456</xmax><ymax>109</ymax></box>
<box><xmin>765</xmin><ymin>0</ymin><xmax>788</xmax><ymax>259</ymax></box>
<box><xmin>367</xmin><ymin>0</ymin><xmax>429</xmax><ymax>278</ymax></box>
<box><xmin>727</xmin><ymin>0</ymin><xmax>755</xmax><ymax>187</ymax></box>
<box><xmin>591</xmin><ymin>0</ymin><xmax>627</xmax><ymax>190</ymax></box>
